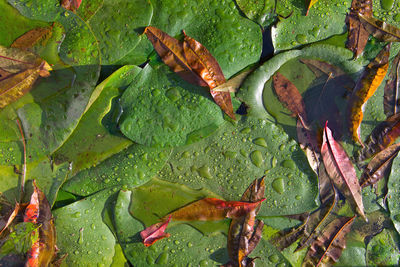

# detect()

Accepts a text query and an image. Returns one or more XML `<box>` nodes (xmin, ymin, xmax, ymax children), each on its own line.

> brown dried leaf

<box><xmin>347</xmin><ymin>44</ymin><xmax>390</xmax><ymax>145</ymax></box>
<box><xmin>384</xmin><ymin>50</ymin><xmax>400</xmax><ymax>118</ymax></box>
<box><xmin>303</xmin><ymin>216</ymin><xmax>355</xmax><ymax>267</ymax></box>
<box><xmin>0</xmin><ymin>203</ymin><xmax>20</xmax><ymax>236</ymax></box>
<box><xmin>321</xmin><ymin>123</ymin><xmax>366</xmax><ymax>220</ymax></box>
<box><xmin>360</xmin><ymin>143</ymin><xmax>400</xmax><ymax>188</ymax></box>
<box><xmin>11</xmin><ymin>26</ymin><xmax>53</xmax><ymax>50</ymax></box>
<box><xmin>212</xmin><ymin>70</ymin><xmax>252</xmax><ymax>93</ymax></box>
<box><xmin>345</xmin><ymin>0</ymin><xmax>373</xmax><ymax>58</ymax></box>
<box><xmin>357</xmin><ymin>113</ymin><xmax>400</xmax><ymax>162</ymax></box>
<box><xmin>273</xmin><ymin>72</ymin><xmax>307</xmax><ymax>121</ymax></box>
<box><xmin>61</xmin><ymin>0</ymin><xmax>82</xmax><ymax>12</ymax></box>
<box><xmin>297</xmin><ymin>116</ymin><xmax>320</xmax><ymax>174</ymax></box>
<box><xmin>359</xmin><ymin>14</ymin><xmax>400</xmax><ymax>42</ymax></box>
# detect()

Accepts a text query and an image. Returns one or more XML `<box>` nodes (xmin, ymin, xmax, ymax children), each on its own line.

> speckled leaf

<box><xmin>347</xmin><ymin>44</ymin><xmax>390</xmax><ymax>145</ymax></box>
<box><xmin>384</xmin><ymin>50</ymin><xmax>400</xmax><ymax>117</ymax></box>
<box><xmin>357</xmin><ymin>113</ymin><xmax>400</xmax><ymax>162</ymax></box>
<box><xmin>366</xmin><ymin>229</ymin><xmax>400</xmax><ymax>266</ymax></box>
<box><xmin>52</xmin><ymin>65</ymin><xmax>141</xmax><ymax>175</ymax></box>
<box><xmin>157</xmin><ymin>115</ymin><xmax>319</xmax><ymax>217</ymax></box>
<box><xmin>360</xmin><ymin>143</ymin><xmax>400</xmax><ymax>188</ymax></box>
<box><xmin>53</xmin><ymin>188</ymin><xmax>116</xmax><ymax>267</ymax></box>
<box><xmin>119</xmin><ymin>64</ymin><xmax>225</xmax><ymax>147</ymax></box>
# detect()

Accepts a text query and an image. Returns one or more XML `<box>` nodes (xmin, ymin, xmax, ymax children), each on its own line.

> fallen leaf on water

<box><xmin>345</xmin><ymin>0</ymin><xmax>372</xmax><ymax>58</ymax></box>
<box><xmin>360</xmin><ymin>143</ymin><xmax>400</xmax><ymax>189</ymax></box>
<box><xmin>347</xmin><ymin>44</ymin><xmax>390</xmax><ymax>145</ymax></box>
<box><xmin>225</xmin><ymin>177</ymin><xmax>266</xmax><ymax>266</ymax></box>
<box><xmin>359</xmin><ymin>14</ymin><xmax>400</xmax><ymax>42</ymax></box>
<box><xmin>11</xmin><ymin>26</ymin><xmax>53</xmax><ymax>50</ymax></box>
<box><xmin>303</xmin><ymin>216</ymin><xmax>355</xmax><ymax>267</ymax></box>
<box><xmin>296</xmin><ymin>116</ymin><xmax>320</xmax><ymax>174</ymax></box>
<box><xmin>145</xmin><ymin>26</ymin><xmax>236</xmax><ymax>119</ymax></box>
<box><xmin>321</xmin><ymin>123</ymin><xmax>366</xmax><ymax>220</ymax></box>
<box><xmin>273</xmin><ymin>72</ymin><xmax>307</xmax><ymax>121</ymax></box>
<box><xmin>357</xmin><ymin>113</ymin><xmax>400</xmax><ymax>162</ymax></box>
<box><xmin>140</xmin><ymin>215</ymin><xmax>172</xmax><ymax>247</ymax></box>
<box><xmin>212</xmin><ymin>69</ymin><xmax>252</xmax><ymax>93</ymax></box>
<box><xmin>305</xmin><ymin>0</ymin><xmax>319</xmax><ymax>16</ymax></box>
<box><xmin>61</xmin><ymin>0</ymin><xmax>82</xmax><ymax>12</ymax></box>
<box><xmin>164</xmin><ymin>197</ymin><xmax>266</xmax><ymax>221</ymax></box>
<box><xmin>24</xmin><ymin>180</ymin><xmax>56</xmax><ymax>267</ymax></box>
<box><xmin>384</xmin><ymin>50</ymin><xmax>400</xmax><ymax>118</ymax></box>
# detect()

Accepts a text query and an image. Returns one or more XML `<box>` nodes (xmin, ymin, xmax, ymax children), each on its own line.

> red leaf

<box><xmin>61</xmin><ymin>0</ymin><xmax>82</xmax><ymax>11</ymax></box>
<box><xmin>321</xmin><ymin>122</ymin><xmax>366</xmax><ymax>220</ymax></box>
<box><xmin>140</xmin><ymin>215</ymin><xmax>172</xmax><ymax>247</ymax></box>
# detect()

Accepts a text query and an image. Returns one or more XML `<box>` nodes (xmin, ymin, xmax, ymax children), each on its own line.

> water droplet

<box><xmin>281</xmin><ymin>160</ymin><xmax>296</xmax><ymax>170</ymax></box>
<box><xmin>166</xmin><ymin>87</ymin><xmax>181</xmax><ymax>102</ymax></box>
<box><xmin>73</xmin><ymin>212</ymin><xmax>81</xmax><ymax>218</ymax></box>
<box><xmin>146</xmin><ymin>255</ymin><xmax>155</xmax><ymax>264</ymax></box>
<box><xmin>187</xmin><ymin>242</ymin><xmax>193</xmax><ymax>248</ymax></box>
<box><xmin>250</xmin><ymin>150</ymin><xmax>264</xmax><ymax>167</ymax></box>
<box><xmin>394</xmin><ymin>13</ymin><xmax>400</xmax><ymax>22</ymax></box>
<box><xmin>381</xmin><ymin>0</ymin><xmax>394</xmax><ymax>10</ymax></box>
<box><xmin>197</xmin><ymin>166</ymin><xmax>212</xmax><ymax>179</ymax></box>
<box><xmin>296</xmin><ymin>34</ymin><xmax>307</xmax><ymax>44</ymax></box>
<box><xmin>240</xmin><ymin>149</ymin><xmax>247</xmax><ymax>157</ymax></box>
<box><xmin>269</xmin><ymin>254</ymin><xmax>279</xmax><ymax>263</ymax></box>
<box><xmin>156</xmin><ymin>252</ymin><xmax>169</xmax><ymax>264</ymax></box>
<box><xmin>253</xmin><ymin>137</ymin><xmax>267</xmax><ymax>148</ymax></box>
<box><xmin>240</xmin><ymin>127</ymin><xmax>251</xmax><ymax>134</ymax></box>
<box><xmin>78</xmin><ymin>228</ymin><xmax>84</xmax><ymax>244</ymax></box>
<box><xmin>224</xmin><ymin>151</ymin><xmax>237</xmax><ymax>159</ymax></box>
<box><xmin>272</xmin><ymin>178</ymin><xmax>285</xmax><ymax>194</ymax></box>
<box><xmin>182</xmin><ymin>151</ymin><xmax>190</xmax><ymax>158</ymax></box>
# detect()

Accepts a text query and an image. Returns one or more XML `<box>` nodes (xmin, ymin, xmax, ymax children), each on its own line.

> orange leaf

<box><xmin>166</xmin><ymin>197</ymin><xmax>266</xmax><ymax>221</ymax></box>
<box><xmin>321</xmin><ymin>123</ymin><xmax>366</xmax><ymax>220</ymax></box>
<box><xmin>140</xmin><ymin>215</ymin><xmax>172</xmax><ymax>247</ymax></box>
<box><xmin>347</xmin><ymin>44</ymin><xmax>390</xmax><ymax>145</ymax></box>
<box><xmin>24</xmin><ymin>181</ymin><xmax>56</xmax><ymax>267</ymax></box>
<box><xmin>11</xmin><ymin>26</ymin><xmax>53</xmax><ymax>50</ymax></box>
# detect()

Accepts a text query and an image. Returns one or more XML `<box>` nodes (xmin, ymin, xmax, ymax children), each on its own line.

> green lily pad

<box><xmin>53</xmin><ymin>65</ymin><xmax>141</xmax><ymax>174</ymax></box>
<box><xmin>235</xmin><ymin>0</ymin><xmax>276</xmax><ymax>26</ymax></box>
<box><xmin>53</xmin><ymin>188</ymin><xmax>117</xmax><ymax>267</ymax></box>
<box><xmin>387</xmin><ymin>155</ymin><xmax>400</xmax><ymax>235</ymax></box>
<box><xmin>366</xmin><ymin>229</ymin><xmax>400</xmax><ymax>266</ymax></box>
<box><xmin>8</xmin><ymin>0</ymin><xmax>62</xmax><ymax>22</ymax></box>
<box><xmin>119</xmin><ymin>64</ymin><xmax>226</xmax><ymax>148</ymax></box>
<box><xmin>157</xmin><ymin>115</ymin><xmax>319</xmax><ymax>216</ymax></box>
<box><xmin>61</xmin><ymin>143</ymin><xmax>171</xmax><ymax>196</ymax></box>
<box><xmin>335</xmin><ymin>239</ymin><xmax>367</xmax><ymax>266</ymax></box>
<box><xmin>86</xmin><ymin>0</ymin><xmax>153</xmax><ymax>64</ymax></box>
<box><xmin>76</xmin><ymin>0</ymin><xmax>104</xmax><ymax>21</ymax></box>
<box><xmin>149</xmin><ymin>0</ymin><xmax>262</xmax><ymax>78</ymax></box>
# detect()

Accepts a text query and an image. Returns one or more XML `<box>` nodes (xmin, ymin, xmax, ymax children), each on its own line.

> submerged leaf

<box><xmin>358</xmin><ymin>113</ymin><xmax>400</xmax><ymax>162</ymax></box>
<box><xmin>347</xmin><ymin>44</ymin><xmax>390</xmax><ymax>145</ymax></box>
<box><xmin>24</xmin><ymin>181</ymin><xmax>56</xmax><ymax>267</ymax></box>
<box><xmin>303</xmin><ymin>216</ymin><xmax>355</xmax><ymax>266</ymax></box>
<box><xmin>359</xmin><ymin>14</ymin><xmax>400</xmax><ymax>42</ymax></box>
<box><xmin>384</xmin><ymin>50</ymin><xmax>400</xmax><ymax>118</ymax></box>
<box><xmin>360</xmin><ymin>143</ymin><xmax>400</xmax><ymax>188</ymax></box>
<box><xmin>11</xmin><ymin>26</ymin><xmax>53</xmax><ymax>50</ymax></box>
<box><xmin>321</xmin><ymin>123</ymin><xmax>366</xmax><ymax>220</ymax></box>
<box><xmin>345</xmin><ymin>0</ymin><xmax>373</xmax><ymax>58</ymax></box>
<box><xmin>140</xmin><ymin>215</ymin><xmax>172</xmax><ymax>247</ymax></box>
<box><xmin>273</xmin><ymin>72</ymin><xmax>307</xmax><ymax>121</ymax></box>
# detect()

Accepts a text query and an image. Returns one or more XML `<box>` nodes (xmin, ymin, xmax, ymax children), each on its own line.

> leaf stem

<box><xmin>16</xmin><ymin>118</ymin><xmax>26</xmax><ymax>201</ymax></box>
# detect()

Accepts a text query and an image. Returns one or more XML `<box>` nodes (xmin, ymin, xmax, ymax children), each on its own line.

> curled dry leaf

<box><xmin>384</xmin><ymin>50</ymin><xmax>400</xmax><ymax>118</ymax></box>
<box><xmin>164</xmin><ymin>197</ymin><xmax>266</xmax><ymax>221</ymax></box>
<box><xmin>303</xmin><ymin>216</ymin><xmax>355</xmax><ymax>267</ymax></box>
<box><xmin>11</xmin><ymin>26</ymin><xmax>53</xmax><ymax>50</ymax></box>
<box><xmin>226</xmin><ymin>177</ymin><xmax>266</xmax><ymax>266</ymax></box>
<box><xmin>0</xmin><ymin>203</ymin><xmax>20</xmax><ymax>236</ymax></box>
<box><xmin>321</xmin><ymin>123</ymin><xmax>366</xmax><ymax>220</ymax></box>
<box><xmin>296</xmin><ymin>116</ymin><xmax>320</xmax><ymax>174</ymax></box>
<box><xmin>0</xmin><ymin>46</ymin><xmax>51</xmax><ymax>108</ymax></box>
<box><xmin>359</xmin><ymin>14</ymin><xmax>400</xmax><ymax>42</ymax></box>
<box><xmin>24</xmin><ymin>180</ymin><xmax>56</xmax><ymax>267</ymax></box>
<box><xmin>360</xmin><ymin>143</ymin><xmax>400</xmax><ymax>188</ymax></box>
<box><xmin>345</xmin><ymin>0</ymin><xmax>373</xmax><ymax>58</ymax></box>
<box><xmin>140</xmin><ymin>215</ymin><xmax>172</xmax><ymax>247</ymax></box>
<box><xmin>347</xmin><ymin>44</ymin><xmax>390</xmax><ymax>145</ymax></box>
<box><xmin>273</xmin><ymin>72</ymin><xmax>307</xmax><ymax>121</ymax></box>
<box><xmin>357</xmin><ymin>113</ymin><xmax>400</xmax><ymax>162</ymax></box>
<box><xmin>61</xmin><ymin>0</ymin><xmax>82</xmax><ymax>12</ymax></box>
<box><xmin>144</xmin><ymin>26</ymin><xmax>236</xmax><ymax>119</ymax></box>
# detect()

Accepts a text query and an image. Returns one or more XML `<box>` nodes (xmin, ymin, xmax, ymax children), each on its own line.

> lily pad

<box><xmin>7</xmin><ymin>0</ymin><xmax>62</xmax><ymax>22</ymax></box>
<box><xmin>52</xmin><ymin>65</ymin><xmax>141</xmax><ymax>174</ymax></box>
<box><xmin>53</xmin><ymin>188</ymin><xmax>117</xmax><ymax>267</ymax></box>
<box><xmin>61</xmin><ymin>143</ymin><xmax>171</xmax><ymax>196</ymax></box>
<box><xmin>366</xmin><ymin>229</ymin><xmax>400</xmax><ymax>266</ymax></box>
<box><xmin>387</xmin><ymin>154</ymin><xmax>400</xmax><ymax>235</ymax></box>
<box><xmin>119</xmin><ymin>64</ymin><xmax>226</xmax><ymax>148</ymax></box>
<box><xmin>235</xmin><ymin>0</ymin><xmax>276</xmax><ymax>27</ymax></box>
<box><xmin>157</xmin><ymin>115</ymin><xmax>319</xmax><ymax>216</ymax></box>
